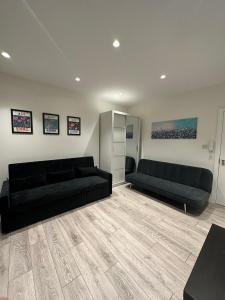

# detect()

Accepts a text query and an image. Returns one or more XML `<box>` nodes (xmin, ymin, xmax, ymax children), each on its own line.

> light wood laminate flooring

<box><xmin>1</xmin><ymin>184</ymin><xmax>225</xmax><ymax>300</ymax></box>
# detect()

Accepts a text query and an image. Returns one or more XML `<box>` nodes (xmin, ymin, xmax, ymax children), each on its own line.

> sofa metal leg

<box><xmin>184</xmin><ymin>203</ymin><xmax>187</xmax><ymax>214</ymax></box>
<box><xmin>129</xmin><ymin>183</ymin><xmax>132</xmax><ymax>189</ymax></box>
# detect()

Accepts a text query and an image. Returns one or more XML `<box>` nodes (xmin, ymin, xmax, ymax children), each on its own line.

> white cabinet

<box><xmin>113</xmin><ymin>142</ymin><xmax>126</xmax><ymax>156</ymax></box>
<box><xmin>100</xmin><ymin>111</ymin><xmax>127</xmax><ymax>186</ymax></box>
<box><xmin>114</xmin><ymin>113</ymin><xmax>126</xmax><ymax>128</ymax></box>
<box><xmin>113</xmin><ymin>128</ymin><xmax>126</xmax><ymax>142</ymax></box>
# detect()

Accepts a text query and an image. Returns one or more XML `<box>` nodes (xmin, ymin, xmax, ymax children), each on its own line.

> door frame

<box><xmin>213</xmin><ymin>107</ymin><xmax>225</xmax><ymax>204</ymax></box>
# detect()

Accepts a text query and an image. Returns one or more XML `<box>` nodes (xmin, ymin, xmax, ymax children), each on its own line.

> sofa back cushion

<box><xmin>137</xmin><ymin>159</ymin><xmax>213</xmax><ymax>192</ymax></box>
<box><xmin>76</xmin><ymin>166</ymin><xmax>98</xmax><ymax>177</ymax></box>
<box><xmin>47</xmin><ymin>169</ymin><xmax>75</xmax><ymax>184</ymax></box>
<box><xmin>9</xmin><ymin>156</ymin><xmax>94</xmax><ymax>192</ymax></box>
<box><xmin>10</xmin><ymin>174</ymin><xmax>47</xmax><ymax>192</ymax></box>
<box><xmin>126</xmin><ymin>156</ymin><xmax>136</xmax><ymax>174</ymax></box>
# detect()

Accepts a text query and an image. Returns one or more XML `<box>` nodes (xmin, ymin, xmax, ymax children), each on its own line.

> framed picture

<box><xmin>11</xmin><ymin>109</ymin><xmax>33</xmax><ymax>134</ymax></box>
<box><xmin>43</xmin><ymin>113</ymin><xmax>60</xmax><ymax>135</ymax></box>
<box><xmin>126</xmin><ymin>124</ymin><xmax>134</xmax><ymax>139</ymax></box>
<box><xmin>67</xmin><ymin>116</ymin><xmax>81</xmax><ymax>136</ymax></box>
<box><xmin>151</xmin><ymin>117</ymin><xmax>198</xmax><ymax>139</ymax></box>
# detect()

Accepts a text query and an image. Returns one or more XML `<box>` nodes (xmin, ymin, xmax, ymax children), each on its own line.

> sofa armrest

<box><xmin>0</xmin><ymin>180</ymin><xmax>10</xmax><ymax>213</ymax></box>
<box><xmin>97</xmin><ymin>168</ymin><xmax>112</xmax><ymax>194</ymax></box>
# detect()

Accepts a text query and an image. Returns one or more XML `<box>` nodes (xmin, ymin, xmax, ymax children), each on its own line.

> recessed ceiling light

<box><xmin>75</xmin><ymin>77</ymin><xmax>81</xmax><ymax>82</ymax></box>
<box><xmin>113</xmin><ymin>39</ymin><xmax>120</xmax><ymax>48</ymax></box>
<box><xmin>115</xmin><ymin>92</ymin><xmax>123</xmax><ymax>99</ymax></box>
<box><xmin>1</xmin><ymin>51</ymin><xmax>11</xmax><ymax>59</ymax></box>
<box><xmin>160</xmin><ymin>74</ymin><xmax>167</xmax><ymax>80</ymax></box>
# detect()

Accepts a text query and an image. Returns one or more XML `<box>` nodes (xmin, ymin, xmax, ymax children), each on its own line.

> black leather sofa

<box><xmin>126</xmin><ymin>159</ymin><xmax>213</xmax><ymax>213</ymax></box>
<box><xmin>0</xmin><ymin>156</ymin><xmax>112</xmax><ymax>233</ymax></box>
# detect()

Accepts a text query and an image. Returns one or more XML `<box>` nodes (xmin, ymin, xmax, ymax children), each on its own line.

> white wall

<box><xmin>128</xmin><ymin>83</ymin><xmax>225</xmax><ymax>173</ymax></box>
<box><xmin>0</xmin><ymin>73</ymin><xmax>125</xmax><ymax>186</ymax></box>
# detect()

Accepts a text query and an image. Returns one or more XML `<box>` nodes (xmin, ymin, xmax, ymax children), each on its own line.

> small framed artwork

<box><xmin>11</xmin><ymin>109</ymin><xmax>33</xmax><ymax>134</ymax></box>
<box><xmin>67</xmin><ymin>116</ymin><xmax>81</xmax><ymax>136</ymax></box>
<box><xmin>126</xmin><ymin>124</ymin><xmax>134</xmax><ymax>139</ymax></box>
<box><xmin>43</xmin><ymin>113</ymin><xmax>60</xmax><ymax>135</ymax></box>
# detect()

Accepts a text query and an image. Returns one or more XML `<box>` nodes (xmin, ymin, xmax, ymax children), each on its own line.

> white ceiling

<box><xmin>0</xmin><ymin>0</ymin><xmax>225</xmax><ymax>105</ymax></box>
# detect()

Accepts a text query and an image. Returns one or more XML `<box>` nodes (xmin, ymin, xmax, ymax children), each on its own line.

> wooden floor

<box><xmin>1</xmin><ymin>184</ymin><xmax>225</xmax><ymax>300</ymax></box>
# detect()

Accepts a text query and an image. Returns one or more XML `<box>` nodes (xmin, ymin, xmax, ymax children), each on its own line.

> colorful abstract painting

<box><xmin>151</xmin><ymin>117</ymin><xmax>198</xmax><ymax>139</ymax></box>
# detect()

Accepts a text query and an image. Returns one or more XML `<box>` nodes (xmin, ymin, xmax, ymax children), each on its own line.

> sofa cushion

<box><xmin>47</xmin><ymin>169</ymin><xmax>75</xmax><ymax>184</ymax></box>
<box><xmin>10</xmin><ymin>174</ymin><xmax>47</xmax><ymax>192</ymax></box>
<box><xmin>126</xmin><ymin>172</ymin><xmax>209</xmax><ymax>208</ymax></box>
<box><xmin>137</xmin><ymin>159</ymin><xmax>213</xmax><ymax>193</ymax></box>
<box><xmin>76</xmin><ymin>166</ymin><xmax>98</xmax><ymax>177</ymax></box>
<box><xmin>125</xmin><ymin>156</ymin><xmax>136</xmax><ymax>175</ymax></box>
<box><xmin>10</xmin><ymin>176</ymin><xmax>108</xmax><ymax>209</ymax></box>
<box><xmin>9</xmin><ymin>156</ymin><xmax>94</xmax><ymax>180</ymax></box>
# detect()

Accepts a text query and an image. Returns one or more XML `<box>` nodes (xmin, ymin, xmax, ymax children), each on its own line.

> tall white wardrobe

<box><xmin>100</xmin><ymin>111</ymin><xmax>127</xmax><ymax>185</ymax></box>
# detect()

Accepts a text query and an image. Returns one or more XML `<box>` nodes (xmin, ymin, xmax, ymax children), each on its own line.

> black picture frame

<box><xmin>126</xmin><ymin>124</ymin><xmax>134</xmax><ymax>139</ymax></box>
<box><xmin>43</xmin><ymin>113</ymin><xmax>60</xmax><ymax>135</ymax></box>
<box><xmin>11</xmin><ymin>109</ymin><xmax>33</xmax><ymax>134</ymax></box>
<box><xmin>67</xmin><ymin>116</ymin><xmax>81</xmax><ymax>136</ymax></box>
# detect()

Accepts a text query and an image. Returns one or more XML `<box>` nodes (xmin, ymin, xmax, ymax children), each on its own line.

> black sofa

<box><xmin>0</xmin><ymin>156</ymin><xmax>112</xmax><ymax>233</ymax></box>
<box><xmin>125</xmin><ymin>156</ymin><xmax>136</xmax><ymax>175</ymax></box>
<box><xmin>126</xmin><ymin>159</ymin><xmax>213</xmax><ymax>213</ymax></box>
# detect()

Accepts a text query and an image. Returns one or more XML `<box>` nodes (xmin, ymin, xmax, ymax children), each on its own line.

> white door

<box><xmin>217</xmin><ymin>112</ymin><xmax>225</xmax><ymax>206</ymax></box>
<box><xmin>126</xmin><ymin>116</ymin><xmax>141</xmax><ymax>168</ymax></box>
<box><xmin>112</xmin><ymin>113</ymin><xmax>126</xmax><ymax>185</ymax></box>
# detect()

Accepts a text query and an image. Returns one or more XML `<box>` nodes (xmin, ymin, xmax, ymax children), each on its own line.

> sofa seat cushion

<box><xmin>126</xmin><ymin>173</ymin><xmax>209</xmax><ymax>207</ymax></box>
<box><xmin>10</xmin><ymin>176</ymin><xmax>108</xmax><ymax>209</ymax></box>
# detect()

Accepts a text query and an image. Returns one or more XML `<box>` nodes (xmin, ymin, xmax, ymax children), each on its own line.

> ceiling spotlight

<box><xmin>115</xmin><ymin>92</ymin><xmax>123</xmax><ymax>99</ymax></box>
<box><xmin>160</xmin><ymin>74</ymin><xmax>167</xmax><ymax>80</ymax></box>
<box><xmin>75</xmin><ymin>77</ymin><xmax>81</xmax><ymax>82</ymax></box>
<box><xmin>1</xmin><ymin>51</ymin><xmax>11</xmax><ymax>59</ymax></box>
<box><xmin>113</xmin><ymin>39</ymin><xmax>120</xmax><ymax>48</ymax></box>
